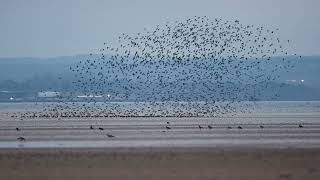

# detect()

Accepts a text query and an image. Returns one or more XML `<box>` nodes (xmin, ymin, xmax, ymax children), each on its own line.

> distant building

<box><xmin>285</xmin><ymin>79</ymin><xmax>305</xmax><ymax>85</ymax></box>
<box><xmin>76</xmin><ymin>95</ymin><xmax>103</xmax><ymax>98</ymax></box>
<box><xmin>38</xmin><ymin>91</ymin><xmax>60</xmax><ymax>98</ymax></box>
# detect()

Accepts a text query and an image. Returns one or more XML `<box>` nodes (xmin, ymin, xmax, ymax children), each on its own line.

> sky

<box><xmin>0</xmin><ymin>0</ymin><xmax>319</xmax><ymax>58</ymax></box>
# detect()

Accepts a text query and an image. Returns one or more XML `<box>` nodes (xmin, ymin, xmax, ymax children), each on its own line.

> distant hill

<box><xmin>0</xmin><ymin>55</ymin><xmax>319</xmax><ymax>101</ymax></box>
<box><xmin>0</xmin><ymin>55</ymin><xmax>84</xmax><ymax>82</ymax></box>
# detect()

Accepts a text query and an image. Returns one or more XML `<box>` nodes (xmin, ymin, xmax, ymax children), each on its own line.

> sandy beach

<box><xmin>0</xmin><ymin>147</ymin><xmax>319</xmax><ymax>180</ymax></box>
<box><xmin>1</xmin><ymin>102</ymin><xmax>320</xmax><ymax>179</ymax></box>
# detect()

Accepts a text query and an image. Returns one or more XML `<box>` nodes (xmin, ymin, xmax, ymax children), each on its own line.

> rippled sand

<box><xmin>0</xmin><ymin>148</ymin><xmax>319</xmax><ymax>180</ymax></box>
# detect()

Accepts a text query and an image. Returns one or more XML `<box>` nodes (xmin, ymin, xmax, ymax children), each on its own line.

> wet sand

<box><xmin>1</xmin><ymin>113</ymin><xmax>320</xmax><ymax>148</ymax></box>
<box><xmin>0</xmin><ymin>147</ymin><xmax>320</xmax><ymax>180</ymax></box>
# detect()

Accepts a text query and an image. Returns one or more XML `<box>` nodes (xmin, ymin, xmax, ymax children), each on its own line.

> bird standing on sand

<box><xmin>107</xmin><ymin>133</ymin><xmax>115</xmax><ymax>138</ymax></box>
<box><xmin>17</xmin><ymin>137</ymin><xmax>26</xmax><ymax>141</ymax></box>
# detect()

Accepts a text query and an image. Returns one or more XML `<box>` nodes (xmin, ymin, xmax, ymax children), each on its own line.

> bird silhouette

<box><xmin>107</xmin><ymin>133</ymin><xmax>115</xmax><ymax>138</ymax></box>
<box><xmin>17</xmin><ymin>137</ymin><xmax>26</xmax><ymax>141</ymax></box>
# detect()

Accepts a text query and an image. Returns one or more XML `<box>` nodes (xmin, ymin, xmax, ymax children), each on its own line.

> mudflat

<box><xmin>0</xmin><ymin>147</ymin><xmax>319</xmax><ymax>180</ymax></box>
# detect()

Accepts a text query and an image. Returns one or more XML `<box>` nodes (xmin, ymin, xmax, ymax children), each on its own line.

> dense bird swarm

<box><xmin>17</xmin><ymin>17</ymin><xmax>300</xmax><ymax>118</ymax></box>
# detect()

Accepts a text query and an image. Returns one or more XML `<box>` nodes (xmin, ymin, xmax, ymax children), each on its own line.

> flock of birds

<box><xmin>47</xmin><ymin>16</ymin><xmax>299</xmax><ymax>117</ymax></box>
<box><xmin>11</xmin><ymin>16</ymin><xmax>303</xmax><ymax>141</ymax></box>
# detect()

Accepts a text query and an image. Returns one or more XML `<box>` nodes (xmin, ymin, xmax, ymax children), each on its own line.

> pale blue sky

<box><xmin>0</xmin><ymin>0</ymin><xmax>319</xmax><ymax>57</ymax></box>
